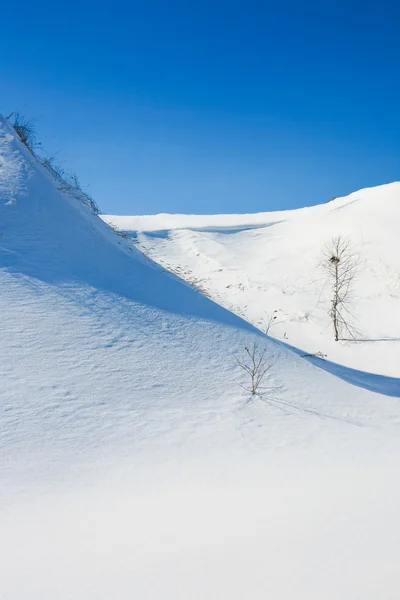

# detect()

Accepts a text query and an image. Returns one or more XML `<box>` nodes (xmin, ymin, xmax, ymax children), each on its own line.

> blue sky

<box><xmin>1</xmin><ymin>0</ymin><xmax>399</xmax><ymax>215</ymax></box>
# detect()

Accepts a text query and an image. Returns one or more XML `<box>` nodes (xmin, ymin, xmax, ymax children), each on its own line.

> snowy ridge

<box><xmin>2</xmin><ymin>114</ymin><xmax>400</xmax><ymax>599</ymax></box>
<box><xmin>105</xmin><ymin>182</ymin><xmax>400</xmax><ymax>232</ymax></box>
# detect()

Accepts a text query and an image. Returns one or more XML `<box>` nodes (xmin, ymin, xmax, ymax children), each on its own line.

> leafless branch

<box><xmin>236</xmin><ymin>342</ymin><xmax>277</xmax><ymax>396</ymax></box>
<box><xmin>263</xmin><ymin>310</ymin><xmax>280</xmax><ymax>334</ymax></box>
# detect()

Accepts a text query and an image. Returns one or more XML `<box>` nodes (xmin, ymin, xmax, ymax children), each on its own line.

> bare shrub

<box><xmin>42</xmin><ymin>153</ymin><xmax>65</xmax><ymax>181</ymax></box>
<box><xmin>11</xmin><ymin>113</ymin><xmax>37</xmax><ymax>153</ymax></box>
<box><xmin>43</xmin><ymin>155</ymin><xmax>100</xmax><ymax>214</ymax></box>
<box><xmin>236</xmin><ymin>342</ymin><xmax>276</xmax><ymax>396</ymax></box>
<box><xmin>58</xmin><ymin>171</ymin><xmax>99</xmax><ymax>213</ymax></box>
<box><xmin>321</xmin><ymin>235</ymin><xmax>359</xmax><ymax>341</ymax></box>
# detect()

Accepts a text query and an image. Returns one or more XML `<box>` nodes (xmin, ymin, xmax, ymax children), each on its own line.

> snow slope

<box><xmin>104</xmin><ymin>183</ymin><xmax>400</xmax><ymax>383</ymax></box>
<box><xmin>2</xmin><ymin>115</ymin><xmax>400</xmax><ymax>599</ymax></box>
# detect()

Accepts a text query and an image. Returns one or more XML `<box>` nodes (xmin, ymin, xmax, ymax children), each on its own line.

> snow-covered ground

<box><xmin>2</xmin><ymin>113</ymin><xmax>400</xmax><ymax>599</ymax></box>
<box><xmin>105</xmin><ymin>183</ymin><xmax>400</xmax><ymax>381</ymax></box>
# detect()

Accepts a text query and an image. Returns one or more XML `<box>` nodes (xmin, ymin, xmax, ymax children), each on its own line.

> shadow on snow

<box><xmin>277</xmin><ymin>339</ymin><xmax>400</xmax><ymax>399</ymax></box>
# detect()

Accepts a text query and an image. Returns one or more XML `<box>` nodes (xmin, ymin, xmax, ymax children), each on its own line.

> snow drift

<box><xmin>104</xmin><ymin>183</ymin><xmax>400</xmax><ymax>388</ymax></box>
<box><xmin>2</xmin><ymin>114</ymin><xmax>400</xmax><ymax>599</ymax></box>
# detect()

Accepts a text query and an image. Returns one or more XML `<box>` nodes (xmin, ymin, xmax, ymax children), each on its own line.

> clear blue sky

<box><xmin>1</xmin><ymin>0</ymin><xmax>399</xmax><ymax>215</ymax></box>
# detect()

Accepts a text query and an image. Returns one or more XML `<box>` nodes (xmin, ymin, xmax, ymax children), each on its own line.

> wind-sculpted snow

<box><xmin>105</xmin><ymin>182</ymin><xmax>400</xmax><ymax>381</ymax></box>
<box><xmin>2</xmin><ymin>114</ymin><xmax>400</xmax><ymax>599</ymax></box>
<box><xmin>0</xmin><ymin>119</ymin><xmax>256</xmax><ymax>330</ymax></box>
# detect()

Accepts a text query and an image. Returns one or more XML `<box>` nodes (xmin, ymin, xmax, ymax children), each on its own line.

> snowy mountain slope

<box><xmin>0</xmin><ymin>115</ymin><xmax>266</xmax><ymax>480</ymax></box>
<box><xmin>104</xmin><ymin>183</ymin><xmax>400</xmax><ymax>383</ymax></box>
<box><xmin>2</xmin><ymin>115</ymin><xmax>400</xmax><ymax>599</ymax></box>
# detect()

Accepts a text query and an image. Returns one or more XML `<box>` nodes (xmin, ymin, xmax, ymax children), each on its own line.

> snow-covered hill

<box><xmin>104</xmin><ymin>183</ymin><xmax>400</xmax><ymax>381</ymax></box>
<box><xmin>2</xmin><ymin>114</ymin><xmax>400</xmax><ymax>599</ymax></box>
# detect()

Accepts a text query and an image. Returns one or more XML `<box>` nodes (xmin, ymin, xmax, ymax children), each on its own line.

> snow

<box><xmin>104</xmin><ymin>183</ymin><xmax>400</xmax><ymax>381</ymax></box>
<box><xmin>2</xmin><ymin>113</ymin><xmax>400</xmax><ymax>598</ymax></box>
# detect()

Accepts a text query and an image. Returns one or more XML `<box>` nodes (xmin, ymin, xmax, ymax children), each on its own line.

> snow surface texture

<box><xmin>1</xmin><ymin>114</ymin><xmax>400</xmax><ymax>599</ymax></box>
<box><xmin>105</xmin><ymin>184</ymin><xmax>400</xmax><ymax>394</ymax></box>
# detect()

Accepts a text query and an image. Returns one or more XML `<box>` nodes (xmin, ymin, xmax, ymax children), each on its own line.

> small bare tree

<box><xmin>263</xmin><ymin>310</ymin><xmax>280</xmax><ymax>334</ymax></box>
<box><xmin>322</xmin><ymin>235</ymin><xmax>359</xmax><ymax>341</ymax></box>
<box><xmin>236</xmin><ymin>343</ymin><xmax>276</xmax><ymax>396</ymax></box>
